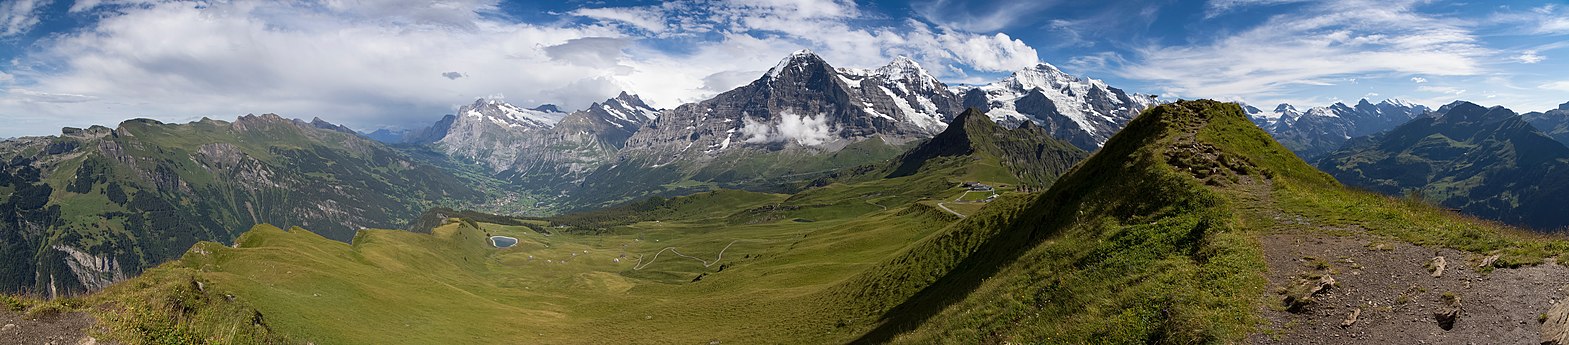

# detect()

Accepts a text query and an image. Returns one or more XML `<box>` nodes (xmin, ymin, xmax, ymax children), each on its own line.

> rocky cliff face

<box><xmin>435</xmin><ymin>98</ymin><xmax>566</xmax><ymax>172</ymax></box>
<box><xmin>619</xmin><ymin>50</ymin><xmax>962</xmax><ymax>165</ymax></box>
<box><xmin>960</xmin><ymin>63</ymin><xmax>1159</xmax><ymax>151</ymax></box>
<box><xmin>1245</xmin><ymin>99</ymin><xmax>1430</xmax><ymax>159</ymax></box>
<box><xmin>501</xmin><ymin>92</ymin><xmax>661</xmax><ymax>190</ymax></box>
<box><xmin>403</xmin><ymin>92</ymin><xmax>660</xmax><ymax>191</ymax></box>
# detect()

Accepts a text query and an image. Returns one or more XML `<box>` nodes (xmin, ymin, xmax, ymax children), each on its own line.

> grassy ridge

<box><xmin>874</xmin><ymin>100</ymin><xmax>1569</xmax><ymax>343</ymax></box>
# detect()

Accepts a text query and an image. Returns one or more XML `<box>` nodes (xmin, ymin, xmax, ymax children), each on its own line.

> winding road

<box><xmin>632</xmin><ymin>240</ymin><xmax>740</xmax><ymax>270</ymax></box>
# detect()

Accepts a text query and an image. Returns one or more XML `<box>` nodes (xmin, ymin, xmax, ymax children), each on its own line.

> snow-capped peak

<box><xmin>460</xmin><ymin>98</ymin><xmax>563</xmax><ymax>129</ymax></box>
<box><xmin>874</xmin><ymin>56</ymin><xmax>927</xmax><ymax>81</ymax></box>
<box><xmin>991</xmin><ymin>63</ymin><xmax>1079</xmax><ymax>94</ymax></box>
<box><xmin>1381</xmin><ymin>98</ymin><xmax>1417</xmax><ymax>108</ymax></box>
<box><xmin>767</xmin><ymin>49</ymin><xmax>822</xmax><ymax>79</ymax></box>
<box><xmin>969</xmin><ymin>62</ymin><xmax>1156</xmax><ymax>146</ymax></box>
<box><xmin>597</xmin><ymin>92</ymin><xmax>660</xmax><ymax>124</ymax></box>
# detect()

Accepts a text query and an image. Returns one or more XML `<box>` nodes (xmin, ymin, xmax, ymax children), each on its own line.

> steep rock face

<box><xmin>435</xmin><ymin>99</ymin><xmax>566</xmax><ymax>171</ymax></box>
<box><xmin>0</xmin><ymin>115</ymin><xmax>485</xmax><ymax>296</ymax></box>
<box><xmin>1246</xmin><ymin>99</ymin><xmax>1429</xmax><ymax>159</ymax></box>
<box><xmin>962</xmin><ymin>63</ymin><xmax>1158</xmax><ymax>150</ymax></box>
<box><xmin>502</xmin><ymin>92</ymin><xmax>661</xmax><ymax>190</ymax></box>
<box><xmin>1316</xmin><ymin>101</ymin><xmax>1569</xmax><ymax>230</ymax></box>
<box><xmin>1522</xmin><ymin>101</ymin><xmax>1569</xmax><ymax>146</ymax></box>
<box><xmin>571</xmin><ymin>51</ymin><xmax>967</xmax><ymax>207</ymax></box>
<box><xmin>396</xmin><ymin>93</ymin><xmax>661</xmax><ymax>193</ymax></box>
<box><xmin>620</xmin><ymin>50</ymin><xmax>963</xmax><ymax>163</ymax></box>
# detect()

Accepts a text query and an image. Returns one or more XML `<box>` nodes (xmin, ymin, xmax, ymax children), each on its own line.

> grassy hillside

<box><xmin>888</xmin><ymin>108</ymin><xmax>1088</xmax><ymax>188</ymax></box>
<box><xmin>0</xmin><ymin>116</ymin><xmax>490</xmax><ymax>295</ymax></box>
<box><xmin>847</xmin><ymin>100</ymin><xmax>1569</xmax><ymax>343</ymax></box>
<box><xmin>23</xmin><ymin>100</ymin><xmax>1569</xmax><ymax>344</ymax></box>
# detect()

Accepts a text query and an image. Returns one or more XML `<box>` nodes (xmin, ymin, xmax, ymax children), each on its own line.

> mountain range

<box><xmin>384</xmin><ymin>50</ymin><xmax>1156</xmax><ymax>209</ymax></box>
<box><xmin>1317</xmin><ymin>101</ymin><xmax>1569</xmax><ymax>230</ymax></box>
<box><xmin>1523</xmin><ymin>101</ymin><xmax>1569</xmax><ymax>146</ymax></box>
<box><xmin>1243</xmin><ymin>98</ymin><xmax>1431</xmax><ymax>160</ymax></box>
<box><xmin>37</xmin><ymin>100</ymin><xmax>1569</xmax><ymax>344</ymax></box>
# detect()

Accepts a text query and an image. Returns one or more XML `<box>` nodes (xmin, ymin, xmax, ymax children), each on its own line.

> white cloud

<box><xmin>776</xmin><ymin>113</ymin><xmax>831</xmax><ymax>146</ymax></box>
<box><xmin>913</xmin><ymin>0</ymin><xmax>1057</xmax><ymax>33</ymax></box>
<box><xmin>1118</xmin><ymin>0</ymin><xmax>1488</xmax><ymax>104</ymax></box>
<box><xmin>6</xmin><ymin>88</ymin><xmax>96</xmax><ymax>103</ymax></box>
<box><xmin>1541</xmin><ymin>81</ymin><xmax>1569</xmax><ymax>92</ymax></box>
<box><xmin>1515</xmin><ymin>51</ymin><xmax>1545</xmax><ymax>64</ymax></box>
<box><xmin>739</xmin><ymin>113</ymin><xmax>832</xmax><ymax>146</ymax></box>
<box><xmin>0</xmin><ymin>0</ymin><xmax>51</xmax><ymax>37</ymax></box>
<box><xmin>1204</xmin><ymin>0</ymin><xmax>1311</xmax><ymax>18</ymax></box>
<box><xmin>0</xmin><ymin>1</ymin><xmax>631</xmax><ymax>135</ymax></box>
<box><xmin>0</xmin><ymin>0</ymin><xmax>1048</xmax><ymax>137</ymax></box>
<box><xmin>1417</xmin><ymin>85</ymin><xmax>1465</xmax><ymax>95</ymax></box>
<box><xmin>741</xmin><ymin>117</ymin><xmax>772</xmax><ymax>144</ymax></box>
<box><xmin>1411</xmin><ymin>77</ymin><xmax>1428</xmax><ymax>83</ymax></box>
<box><xmin>935</xmin><ymin>31</ymin><xmax>1039</xmax><ymax>72</ymax></box>
<box><xmin>570</xmin><ymin>7</ymin><xmax>668</xmax><ymax>35</ymax></box>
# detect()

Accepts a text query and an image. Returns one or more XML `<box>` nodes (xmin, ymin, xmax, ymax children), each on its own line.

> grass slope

<box><xmin>849</xmin><ymin>100</ymin><xmax>1569</xmax><ymax>343</ymax></box>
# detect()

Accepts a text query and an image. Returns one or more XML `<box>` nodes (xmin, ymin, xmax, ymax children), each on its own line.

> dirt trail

<box><xmin>0</xmin><ymin>308</ymin><xmax>100</xmax><ymax>345</ymax></box>
<box><xmin>1213</xmin><ymin>162</ymin><xmax>1569</xmax><ymax>343</ymax></box>
<box><xmin>1250</xmin><ymin>228</ymin><xmax>1569</xmax><ymax>344</ymax></box>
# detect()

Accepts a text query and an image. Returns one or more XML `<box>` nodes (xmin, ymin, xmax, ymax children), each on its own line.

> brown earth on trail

<box><xmin>0</xmin><ymin>307</ymin><xmax>101</xmax><ymax>345</ymax></box>
<box><xmin>1250</xmin><ymin>228</ymin><xmax>1569</xmax><ymax>344</ymax></box>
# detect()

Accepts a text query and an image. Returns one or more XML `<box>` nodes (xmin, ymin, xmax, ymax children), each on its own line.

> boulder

<box><xmin>1341</xmin><ymin>308</ymin><xmax>1361</xmax><ymax>328</ymax></box>
<box><xmin>1429</xmin><ymin>256</ymin><xmax>1447</xmax><ymax>277</ymax></box>
<box><xmin>1541</xmin><ymin>301</ymin><xmax>1569</xmax><ymax>344</ymax></box>
<box><xmin>1283</xmin><ymin>274</ymin><xmax>1336</xmax><ymax>312</ymax></box>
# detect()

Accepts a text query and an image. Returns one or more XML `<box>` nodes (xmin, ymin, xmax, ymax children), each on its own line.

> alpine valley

<box><xmin>4</xmin><ymin>51</ymin><xmax>1569</xmax><ymax>345</ymax></box>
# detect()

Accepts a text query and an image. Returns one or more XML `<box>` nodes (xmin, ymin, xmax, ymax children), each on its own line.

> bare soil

<box><xmin>0</xmin><ymin>308</ymin><xmax>100</xmax><ymax>345</ymax></box>
<box><xmin>1250</xmin><ymin>227</ymin><xmax>1569</xmax><ymax>344</ymax></box>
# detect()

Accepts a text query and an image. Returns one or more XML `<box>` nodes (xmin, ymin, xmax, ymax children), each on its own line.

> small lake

<box><xmin>489</xmin><ymin>236</ymin><xmax>518</xmax><ymax>248</ymax></box>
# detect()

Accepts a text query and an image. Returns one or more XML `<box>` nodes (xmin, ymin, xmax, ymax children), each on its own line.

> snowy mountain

<box><xmin>1244</xmin><ymin>99</ymin><xmax>1430</xmax><ymax>159</ymax></box>
<box><xmin>432</xmin><ymin>98</ymin><xmax>568</xmax><ymax>170</ymax></box>
<box><xmin>618</xmin><ymin>50</ymin><xmax>963</xmax><ymax>162</ymax></box>
<box><xmin>959</xmin><ymin>63</ymin><xmax>1159</xmax><ymax>150</ymax></box>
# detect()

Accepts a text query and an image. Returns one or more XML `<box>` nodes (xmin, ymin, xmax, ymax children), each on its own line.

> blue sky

<box><xmin>0</xmin><ymin>0</ymin><xmax>1565</xmax><ymax>137</ymax></box>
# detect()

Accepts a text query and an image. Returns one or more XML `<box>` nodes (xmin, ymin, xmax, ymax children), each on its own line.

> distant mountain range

<box><xmin>1523</xmin><ymin>101</ymin><xmax>1569</xmax><ymax>146</ymax></box>
<box><xmin>1317</xmin><ymin>101</ymin><xmax>1569</xmax><ymax>230</ymax></box>
<box><xmin>1242</xmin><ymin>99</ymin><xmax>1430</xmax><ymax>160</ymax></box>
<box><xmin>378</xmin><ymin>50</ymin><xmax>1157</xmax><ymax>209</ymax></box>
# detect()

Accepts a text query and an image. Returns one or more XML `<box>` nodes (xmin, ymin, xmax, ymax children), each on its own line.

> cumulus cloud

<box><xmin>1117</xmin><ymin>0</ymin><xmax>1488</xmax><ymax>103</ymax></box>
<box><xmin>1411</xmin><ymin>77</ymin><xmax>1428</xmax><ymax>83</ymax></box>
<box><xmin>1515</xmin><ymin>51</ymin><xmax>1545</xmax><ymax>64</ymax></box>
<box><xmin>776</xmin><ymin>113</ymin><xmax>832</xmax><ymax>146</ymax></box>
<box><xmin>570</xmin><ymin>7</ymin><xmax>668</xmax><ymax>35</ymax></box>
<box><xmin>0</xmin><ymin>0</ymin><xmax>51</xmax><ymax>37</ymax></box>
<box><xmin>740</xmin><ymin>113</ymin><xmax>833</xmax><ymax>146</ymax></box>
<box><xmin>0</xmin><ymin>0</ymin><xmax>1048</xmax><ymax>137</ymax></box>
